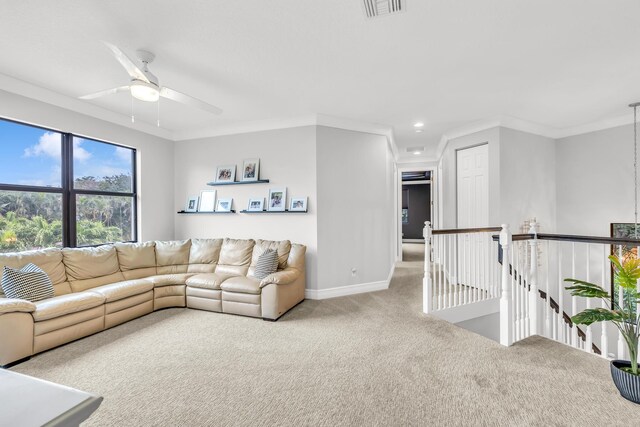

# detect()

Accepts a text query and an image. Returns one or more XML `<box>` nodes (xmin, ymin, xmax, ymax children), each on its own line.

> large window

<box><xmin>0</xmin><ymin>118</ymin><xmax>137</xmax><ymax>252</ymax></box>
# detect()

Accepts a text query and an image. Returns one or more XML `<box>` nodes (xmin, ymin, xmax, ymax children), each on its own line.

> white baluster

<box><xmin>585</xmin><ymin>244</ymin><xmax>593</xmax><ymax>353</ymax></box>
<box><xmin>545</xmin><ymin>241</ymin><xmax>552</xmax><ymax>338</ymax></box>
<box><xmin>500</xmin><ymin>224</ymin><xmax>513</xmax><ymax>346</ymax></box>
<box><xmin>571</xmin><ymin>242</ymin><xmax>578</xmax><ymax>348</ymax></box>
<box><xmin>423</xmin><ymin>221</ymin><xmax>432</xmax><ymax>314</ymax></box>
<box><xmin>529</xmin><ymin>222</ymin><xmax>539</xmax><ymax>336</ymax></box>
<box><xmin>601</xmin><ymin>245</ymin><xmax>609</xmax><ymax>358</ymax></box>
<box><xmin>618</xmin><ymin>246</ymin><xmax>625</xmax><ymax>359</ymax></box>
<box><xmin>558</xmin><ymin>248</ymin><xmax>564</xmax><ymax>344</ymax></box>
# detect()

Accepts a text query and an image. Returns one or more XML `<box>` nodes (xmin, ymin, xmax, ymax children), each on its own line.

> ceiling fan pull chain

<box><xmin>157</xmin><ymin>97</ymin><xmax>161</xmax><ymax>127</ymax></box>
<box><xmin>131</xmin><ymin>93</ymin><xmax>135</xmax><ymax>123</ymax></box>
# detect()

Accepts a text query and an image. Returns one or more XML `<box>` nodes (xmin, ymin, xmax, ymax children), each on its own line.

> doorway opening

<box><xmin>397</xmin><ymin>167</ymin><xmax>435</xmax><ymax>262</ymax></box>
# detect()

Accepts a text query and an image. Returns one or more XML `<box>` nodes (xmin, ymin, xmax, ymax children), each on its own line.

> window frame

<box><xmin>0</xmin><ymin>117</ymin><xmax>138</xmax><ymax>248</ymax></box>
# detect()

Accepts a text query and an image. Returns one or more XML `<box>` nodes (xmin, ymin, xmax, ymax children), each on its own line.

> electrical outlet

<box><xmin>351</xmin><ymin>268</ymin><xmax>357</xmax><ymax>277</ymax></box>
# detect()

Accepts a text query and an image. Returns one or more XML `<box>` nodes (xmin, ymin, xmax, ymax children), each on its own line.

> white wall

<box><xmin>439</xmin><ymin>127</ymin><xmax>501</xmax><ymax>228</ymax></box>
<box><xmin>556</xmin><ymin>124</ymin><xmax>634</xmax><ymax>236</ymax></box>
<box><xmin>499</xmin><ymin>128</ymin><xmax>556</xmax><ymax>233</ymax></box>
<box><xmin>0</xmin><ymin>89</ymin><xmax>176</xmax><ymax>241</ymax></box>
<box><xmin>173</xmin><ymin>126</ymin><xmax>319</xmax><ymax>289</ymax></box>
<box><xmin>316</xmin><ymin>126</ymin><xmax>395</xmax><ymax>290</ymax></box>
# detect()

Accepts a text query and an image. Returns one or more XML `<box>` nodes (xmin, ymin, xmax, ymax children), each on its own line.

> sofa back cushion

<box><xmin>188</xmin><ymin>239</ymin><xmax>223</xmax><ymax>273</ymax></box>
<box><xmin>62</xmin><ymin>245</ymin><xmax>125</xmax><ymax>292</ymax></box>
<box><xmin>0</xmin><ymin>248</ymin><xmax>71</xmax><ymax>296</ymax></box>
<box><xmin>286</xmin><ymin>243</ymin><xmax>307</xmax><ymax>272</ymax></box>
<box><xmin>155</xmin><ymin>240</ymin><xmax>191</xmax><ymax>274</ymax></box>
<box><xmin>215</xmin><ymin>238</ymin><xmax>254</xmax><ymax>276</ymax></box>
<box><xmin>115</xmin><ymin>241</ymin><xmax>157</xmax><ymax>280</ymax></box>
<box><xmin>248</xmin><ymin>240</ymin><xmax>291</xmax><ymax>276</ymax></box>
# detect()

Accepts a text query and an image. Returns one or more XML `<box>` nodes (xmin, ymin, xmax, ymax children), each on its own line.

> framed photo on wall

<box><xmin>185</xmin><ymin>196</ymin><xmax>199</xmax><ymax>212</ymax></box>
<box><xmin>268</xmin><ymin>188</ymin><xmax>286</xmax><ymax>211</ymax></box>
<box><xmin>216</xmin><ymin>198</ymin><xmax>233</xmax><ymax>212</ymax></box>
<box><xmin>215</xmin><ymin>165</ymin><xmax>236</xmax><ymax>183</ymax></box>
<box><xmin>242</xmin><ymin>158</ymin><xmax>260</xmax><ymax>182</ymax></box>
<box><xmin>289</xmin><ymin>197</ymin><xmax>307</xmax><ymax>212</ymax></box>
<box><xmin>247</xmin><ymin>198</ymin><xmax>264</xmax><ymax>212</ymax></box>
<box><xmin>198</xmin><ymin>190</ymin><xmax>216</xmax><ymax>212</ymax></box>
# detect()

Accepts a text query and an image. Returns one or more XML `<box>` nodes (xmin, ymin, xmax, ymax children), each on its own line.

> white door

<box><xmin>456</xmin><ymin>144</ymin><xmax>489</xmax><ymax>228</ymax></box>
<box><xmin>455</xmin><ymin>144</ymin><xmax>489</xmax><ymax>290</ymax></box>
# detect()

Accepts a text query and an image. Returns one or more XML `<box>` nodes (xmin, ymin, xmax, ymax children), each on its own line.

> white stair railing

<box><xmin>497</xmin><ymin>225</ymin><xmax>640</xmax><ymax>360</ymax></box>
<box><xmin>423</xmin><ymin>222</ymin><xmax>502</xmax><ymax>322</ymax></box>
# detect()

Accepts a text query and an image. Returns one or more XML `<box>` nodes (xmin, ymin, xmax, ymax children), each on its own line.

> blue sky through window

<box><xmin>0</xmin><ymin>119</ymin><xmax>133</xmax><ymax>188</ymax></box>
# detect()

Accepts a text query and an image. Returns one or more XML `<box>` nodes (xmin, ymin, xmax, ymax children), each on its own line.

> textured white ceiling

<box><xmin>1</xmin><ymin>0</ymin><xmax>639</xmax><ymax>160</ymax></box>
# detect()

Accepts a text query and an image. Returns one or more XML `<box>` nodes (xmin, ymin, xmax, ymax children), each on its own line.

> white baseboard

<box><xmin>306</xmin><ymin>264</ymin><xmax>396</xmax><ymax>300</ymax></box>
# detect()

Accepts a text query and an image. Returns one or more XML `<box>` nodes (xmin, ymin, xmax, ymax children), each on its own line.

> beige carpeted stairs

<box><xmin>11</xmin><ymin>244</ymin><xmax>639</xmax><ymax>426</ymax></box>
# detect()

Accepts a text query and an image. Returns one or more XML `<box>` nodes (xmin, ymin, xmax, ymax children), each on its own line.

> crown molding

<box><xmin>434</xmin><ymin>113</ymin><xmax>635</xmax><ymax>160</ymax></box>
<box><xmin>0</xmin><ymin>72</ymin><xmax>173</xmax><ymax>140</ymax></box>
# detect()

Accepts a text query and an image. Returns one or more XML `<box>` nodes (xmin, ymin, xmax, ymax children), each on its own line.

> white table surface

<box><xmin>0</xmin><ymin>369</ymin><xmax>103</xmax><ymax>427</ymax></box>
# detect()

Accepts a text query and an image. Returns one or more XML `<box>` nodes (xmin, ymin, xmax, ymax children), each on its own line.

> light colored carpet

<box><xmin>11</xmin><ymin>244</ymin><xmax>639</xmax><ymax>426</ymax></box>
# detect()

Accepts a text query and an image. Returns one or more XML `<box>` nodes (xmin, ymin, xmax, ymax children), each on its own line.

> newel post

<box><xmin>423</xmin><ymin>221</ymin><xmax>432</xmax><ymax>314</ymax></box>
<box><xmin>528</xmin><ymin>221</ymin><xmax>539</xmax><ymax>336</ymax></box>
<box><xmin>499</xmin><ymin>224</ymin><xmax>513</xmax><ymax>346</ymax></box>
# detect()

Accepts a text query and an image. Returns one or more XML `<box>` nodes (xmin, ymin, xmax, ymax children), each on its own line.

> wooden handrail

<box><xmin>433</xmin><ymin>226</ymin><xmax>502</xmax><ymax>235</ymax></box>
<box><xmin>492</xmin><ymin>232</ymin><xmax>640</xmax><ymax>246</ymax></box>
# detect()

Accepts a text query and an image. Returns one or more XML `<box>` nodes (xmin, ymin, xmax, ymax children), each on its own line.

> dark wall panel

<box><xmin>402</xmin><ymin>183</ymin><xmax>430</xmax><ymax>239</ymax></box>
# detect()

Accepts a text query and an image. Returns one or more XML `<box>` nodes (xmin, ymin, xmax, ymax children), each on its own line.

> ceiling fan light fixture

<box><xmin>130</xmin><ymin>81</ymin><xmax>159</xmax><ymax>102</ymax></box>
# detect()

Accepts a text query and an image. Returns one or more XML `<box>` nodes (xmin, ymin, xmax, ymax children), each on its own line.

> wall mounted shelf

<box><xmin>177</xmin><ymin>210</ymin><xmax>236</xmax><ymax>214</ymax></box>
<box><xmin>206</xmin><ymin>179</ymin><xmax>270</xmax><ymax>186</ymax></box>
<box><xmin>239</xmin><ymin>210</ymin><xmax>307</xmax><ymax>214</ymax></box>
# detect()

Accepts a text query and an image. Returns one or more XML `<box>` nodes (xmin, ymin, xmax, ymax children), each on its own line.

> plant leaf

<box><xmin>572</xmin><ymin>308</ymin><xmax>624</xmax><ymax>326</ymax></box>
<box><xmin>564</xmin><ymin>279</ymin><xmax>609</xmax><ymax>299</ymax></box>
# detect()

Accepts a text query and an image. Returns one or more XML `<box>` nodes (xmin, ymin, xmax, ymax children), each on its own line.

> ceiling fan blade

<box><xmin>103</xmin><ymin>42</ymin><xmax>149</xmax><ymax>83</ymax></box>
<box><xmin>79</xmin><ymin>86</ymin><xmax>130</xmax><ymax>100</ymax></box>
<box><xmin>160</xmin><ymin>87</ymin><xmax>223</xmax><ymax>115</ymax></box>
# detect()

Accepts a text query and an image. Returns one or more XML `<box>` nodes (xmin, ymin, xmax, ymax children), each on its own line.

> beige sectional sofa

<box><xmin>0</xmin><ymin>238</ymin><xmax>306</xmax><ymax>367</ymax></box>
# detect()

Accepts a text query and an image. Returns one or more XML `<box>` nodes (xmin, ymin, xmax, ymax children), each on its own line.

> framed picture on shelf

<box><xmin>268</xmin><ymin>188</ymin><xmax>286</xmax><ymax>211</ymax></box>
<box><xmin>215</xmin><ymin>165</ymin><xmax>236</xmax><ymax>183</ymax></box>
<box><xmin>242</xmin><ymin>158</ymin><xmax>260</xmax><ymax>182</ymax></box>
<box><xmin>289</xmin><ymin>197</ymin><xmax>307</xmax><ymax>212</ymax></box>
<box><xmin>216</xmin><ymin>198</ymin><xmax>233</xmax><ymax>212</ymax></box>
<box><xmin>198</xmin><ymin>190</ymin><xmax>216</xmax><ymax>212</ymax></box>
<box><xmin>247</xmin><ymin>198</ymin><xmax>264</xmax><ymax>212</ymax></box>
<box><xmin>185</xmin><ymin>196</ymin><xmax>199</xmax><ymax>212</ymax></box>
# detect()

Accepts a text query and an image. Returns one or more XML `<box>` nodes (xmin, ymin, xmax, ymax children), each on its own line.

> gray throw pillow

<box><xmin>253</xmin><ymin>249</ymin><xmax>279</xmax><ymax>280</ymax></box>
<box><xmin>1</xmin><ymin>263</ymin><xmax>54</xmax><ymax>302</ymax></box>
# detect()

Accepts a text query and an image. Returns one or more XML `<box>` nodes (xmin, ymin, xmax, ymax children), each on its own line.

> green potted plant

<box><xmin>565</xmin><ymin>255</ymin><xmax>640</xmax><ymax>404</ymax></box>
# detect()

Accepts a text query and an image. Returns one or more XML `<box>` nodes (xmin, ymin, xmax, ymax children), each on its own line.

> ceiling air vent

<box><xmin>362</xmin><ymin>0</ymin><xmax>404</xmax><ymax>18</ymax></box>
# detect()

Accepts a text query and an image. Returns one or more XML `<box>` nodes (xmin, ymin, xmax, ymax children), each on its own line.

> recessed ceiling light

<box><xmin>413</xmin><ymin>151</ymin><xmax>421</xmax><ymax>155</ymax></box>
<box><xmin>413</xmin><ymin>122</ymin><xmax>424</xmax><ymax>128</ymax></box>
<box><xmin>415</xmin><ymin>129</ymin><xmax>423</xmax><ymax>133</ymax></box>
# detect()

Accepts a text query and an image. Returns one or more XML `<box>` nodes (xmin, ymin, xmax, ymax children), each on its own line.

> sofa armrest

<box><xmin>259</xmin><ymin>268</ymin><xmax>300</xmax><ymax>288</ymax></box>
<box><xmin>0</xmin><ymin>297</ymin><xmax>36</xmax><ymax>315</ymax></box>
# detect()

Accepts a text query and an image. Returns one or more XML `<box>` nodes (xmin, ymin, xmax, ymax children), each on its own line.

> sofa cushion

<box><xmin>251</xmin><ymin>239</ymin><xmax>291</xmax><ymax>271</ymax></box>
<box><xmin>88</xmin><ymin>279</ymin><xmax>154</xmax><ymax>303</ymax></box>
<box><xmin>186</xmin><ymin>273</ymin><xmax>236</xmax><ymax>290</ymax></box>
<box><xmin>155</xmin><ymin>240</ymin><xmax>191</xmax><ymax>274</ymax></box>
<box><xmin>115</xmin><ymin>242</ymin><xmax>157</xmax><ymax>279</ymax></box>
<box><xmin>215</xmin><ymin>238</ymin><xmax>254</xmax><ymax>276</ymax></box>
<box><xmin>253</xmin><ymin>250</ymin><xmax>279</xmax><ymax>280</ymax></box>
<box><xmin>147</xmin><ymin>273</ymin><xmax>195</xmax><ymax>287</ymax></box>
<box><xmin>33</xmin><ymin>292</ymin><xmax>105</xmax><ymax>322</ymax></box>
<box><xmin>0</xmin><ymin>248</ymin><xmax>70</xmax><ymax>296</ymax></box>
<box><xmin>1</xmin><ymin>263</ymin><xmax>55</xmax><ymax>302</ymax></box>
<box><xmin>220</xmin><ymin>276</ymin><xmax>261</xmax><ymax>295</ymax></box>
<box><xmin>187</xmin><ymin>239</ymin><xmax>223</xmax><ymax>273</ymax></box>
<box><xmin>62</xmin><ymin>245</ymin><xmax>121</xmax><ymax>281</ymax></box>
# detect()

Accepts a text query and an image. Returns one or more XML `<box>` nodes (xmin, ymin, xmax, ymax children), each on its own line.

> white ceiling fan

<box><xmin>79</xmin><ymin>42</ymin><xmax>223</xmax><ymax>116</ymax></box>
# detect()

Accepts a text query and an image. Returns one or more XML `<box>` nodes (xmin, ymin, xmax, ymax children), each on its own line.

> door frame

<box><xmin>396</xmin><ymin>165</ymin><xmax>437</xmax><ymax>261</ymax></box>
